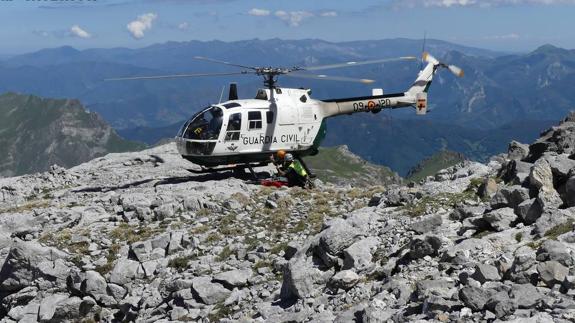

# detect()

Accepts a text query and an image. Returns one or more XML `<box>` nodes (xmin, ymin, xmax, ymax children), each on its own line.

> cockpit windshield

<box><xmin>182</xmin><ymin>106</ymin><xmax>223</xmax><ymax>140</ymax></box>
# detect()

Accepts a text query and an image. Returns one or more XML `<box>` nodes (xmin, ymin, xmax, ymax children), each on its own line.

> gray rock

<box><xmin>537</xmin><ymin>260</ymin><xmax>569</xmax><ymax>287</ymax></box>
<box><xmin>130</xmin><ymin>240</ymin><xmax>153</xmax><ymax>262</ymax></box>
<box><xmin>150</xmin><ymin>233</ymin><xmax>170</xmax><ymax>250</ymax></box>
<box><xmin>0</xmin><ymin>240</ymin><xmax>68</xmax><ymax>292</ymax></box>
<box><xmin>154</xmin><ymin>203</ymin><xmax>175</xmax><ymax>220</ymax></box>
<box><xmin>530</xmin><ymin>159</ymin><xmax>554</xmax><ymax>190</ymax></box>
<box><xmin>191</xmin><ymin>276</ymin><xmax>231</xmax><ymax>305</ymax></box>
<box><xmin>38</xmin><ymin>293</ymin><xmax>69</xmax><ymax>321</ymax></box>
<box><xmin>281</xmin><ymin>255</ymin><xmax>332</xmax><ymax>300</ymax></box>
<box><xmin>484</xmin><ymin>207</ymin><xmax>517</xmax><ymax>231</ymax></box>
<box><xmin>537</xmin><ymin>186</ymin><xmax>563</xmax><ymax>210</ymax></box>
<box><xmin>459</xmin><ymin>286</ymin><xmax>492</xmax><ymax>311</ymax></box>
<box><xmin>51</xmin><ymin>296</ymin><xmax>82</xmax><ymax>321</ymax></box>
<box><xmin>167</xmin><ymin>231</ymin><xmax>184</xmax><ymax>255</ymax></box>
<box><xmin>411</xmin><ymin>213</ymin><xmax>443</xmax><ymax>234</ymax></box>
<box><xmin>471</xmin><ymin>263</ymin><xmax>501</xmax><ymax>283</ymax></box>
<box><xmin>183</xmin><ymin>196</ymin><xmax>203</xmax><ymax>211</ymax></box>
<box><xmin>547</xmin><ymin>153</ymin><xmax>575</xmax><ymax>180</ymax></box>
<box><xmin>329</xmin><ymin>270</ymin><xmax>359</xmax><ymax>291</ymax></box>
<box><xmin>343</xmin><ymin>237</ymin><xmax>378</xmax><ymax>273</ymax></box>
<box><xmin>318</xmin><ymin>218</ymin><xmax>361</xmax><ymax>257</ymax></box>
<box><xmin>106</xmin><ymin>283</ymin><xmax>127</xmax><ymax>301</ymax></box>
<box><xmin>81</xmin><ymin>270</ymin><xmax>107</xmax><ymax>299</ymax></box>
<box><xmin>284</xmin><ymin>241</ymin><xmax>299</xmax><ymax>260</ymax></box>
<box><xmin>534</xmin><ymin>208</ymin><xmax>575</xmax><ymax>236</ymax></box>
<box><xmin>362</xmin><ymin>302</ymin><xmax>395</xmax><ymax>323</ymax></box>
<box><xmin>485</xmin><ymin>291</ymin><xmax>516</xmax><ymax>319</ymax></box>
<box><xmin>508</xmin><ymin>141</ymin><xmax>529</xmax><ymax>160</ymax></box>
<box><xmin>515</xmin><ymin>198</ymin><xmax>542</xmax><ymax>224</ymax></box>
<box><xmin>509</xmin><ymin>283</ymin><xmax>542</xmax><ymax>309</ymax></box>
<box><xmin>424</xmin><ymin>295</ymin><xmax>462</xmax><ymax>313</ymax></box>
<box><xmin>450</xmin><ymin>205</ymin><xmax>486</xmax><ymax>221</ymax></box>
<box><xmin>416</xmin><ymin>279</ymin><xmax>455</xmax><ymax>299</ymax></box>
<box><xmin>490</xmin><ymin>186</ymin><xmax>530</xmax><ymax>209</ymax></box>
<box><xmin>408</xmin><ymin>235</ymin><xmax>441</xmax><ymax>260</ymax></box>
<box><xmin>109</xmin><ymin>259</ymin><xmax>143</xmax><ymax>285</ymax></box>
<box><xmin>536</xmin><ymin>240</ymin><xmax>573</xmax><ymax>267</ymax></box>
<box><xmin>507</xmin><ymin>246</ymin><xmax>538</xmax><ymax>284</ymax></box>
<box><xmin>213</xmin><ymin>269</ymin><xmax>253</xmax><ymax>288</ymax></box>
<box><xmin>566</xmin><ymin>176</ymin><xmax>575</xmax><ymax>207</ymax></box>
<box><xmin>500</xmin><ymin>160</ymin><xmax>532</xmax><ymax>185</ymax></box>
<box><xmin>478</xmin><ymin>177</ymin><xmax>498</xmax><ymax>199</ymax></box>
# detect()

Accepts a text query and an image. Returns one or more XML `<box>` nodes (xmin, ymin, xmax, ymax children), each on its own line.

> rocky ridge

<box><xmin>0</xmin><ymin>113</ymin><xmax>574</xmax><ymax>322</ymax></box>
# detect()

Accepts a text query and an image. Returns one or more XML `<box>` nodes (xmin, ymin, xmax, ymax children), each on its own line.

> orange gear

<box><xmin>276</xmin><ymin>150</ymin><xmax>287</xmax><ymax>159</ymax></box>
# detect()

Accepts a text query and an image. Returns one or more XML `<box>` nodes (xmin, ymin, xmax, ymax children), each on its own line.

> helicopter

<box><xmin>108</xmin><ymin>52</ymin><xmax>463</xmax><ymax>177</ymax></box>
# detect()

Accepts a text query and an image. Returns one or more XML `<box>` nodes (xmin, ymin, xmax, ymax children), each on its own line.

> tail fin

<box><xmin>407</xmin><ymin>52</ymin><xmax>439</xmax><ymax>95</ymax></box>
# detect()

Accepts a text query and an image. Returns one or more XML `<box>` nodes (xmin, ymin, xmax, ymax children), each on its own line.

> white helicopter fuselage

<box><xmin>175</xmin><ymin>53</ymin><xmax>449</xmax><ymax>168</ymax></box>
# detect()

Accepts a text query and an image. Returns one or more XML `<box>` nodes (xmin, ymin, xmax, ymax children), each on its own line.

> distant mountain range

<box><xmin>0</xmin><ymin>92</ymin><xmax>144</xmax><ymax>177</ymax></box>
<box><xmin>0</xmin><ymin>38</ymin><xmax>572</xmax><ymax>175</ymax></box>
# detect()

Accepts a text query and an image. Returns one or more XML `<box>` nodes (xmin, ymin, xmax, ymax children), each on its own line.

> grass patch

<box><xmin>399</xmin><ymin>191</ymin><xmax>476</xmax><ymax>217</ymax></box>
<box><xmin>544</xmin><ymin>219</ymin><xmax>574</xmax><ymax>240</ymax></box>
<box><xmin>207</xmin><ymin>303</ymin><xmax>233</xmax><ymax>322</ymax></box>
<box><xmin>109</xmin><ymin>223</ymin><xmax>163</xmax><ymax>244</ymax></box>
<box><xmin>270</xmin><ymin>242</ymin><xmax>288</xmax><ymax>255</ymax></box>
<box><xmin>526</xmin><ymin>240</ymin><xmax>543</xmax><ymax>250</ymax></box>
<box><xmin>217</xmin><ymin>245</ymin><xmax>234</xmax><ymax>262</ymax></box>
<box><xmin>1</xmin><ymin>199</ymin><xmax>51</xmax><ymax>214</ymax></box>
<box><xmin>168</xmin><ymin>256</ymin><xmax>191</xmax><ymax>272</ymax></box>
<box><xmin>190</xmin><ymin>225</ymin><xmax>209</xmax><ymax>235</ymax></box>
<box><xmin>95</xmin><ymin>243</ymin><xmax>120</xmax><ymax>275</ymax></box>
<box><xmin>253</xmin><ymin>260</ymin><xmax>271</xmax><ymax>270</ymax></box>
<box><xmin>205</xmin><ymin>232</ymin><xmax>221</xmax><ymax>243</ymax></box>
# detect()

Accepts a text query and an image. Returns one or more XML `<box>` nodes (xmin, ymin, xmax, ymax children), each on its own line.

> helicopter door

<box><xmin>224</xmin><ymin>113</ymin><xmax>242</xmax><ymax>141</ymax></box>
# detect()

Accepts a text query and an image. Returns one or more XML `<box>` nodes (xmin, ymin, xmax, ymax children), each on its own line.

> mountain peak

<box><xmin>532</xmin><ymin>44</ymin><xmax>567</xmax><ymax>55</ymax></box>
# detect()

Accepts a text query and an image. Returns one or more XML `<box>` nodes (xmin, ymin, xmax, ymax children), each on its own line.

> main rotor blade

<box><xmin>105</xmin><ymin>71</ymin><xmax>253</xmax><ymax>81</ymax></box>
<box><xmin>302</xmin><ymin>56</ymin><xmax>417</xmax><ymax>71</ymax></box>
<box><xmin>193</xmin><ymin>56</ymin><xmax>257</xmax><ymax>70</ymax></box>
<box><xmin>286</xmin><ymin>73</ymin><xmax>375</xmax><ymax>84</ymax></box>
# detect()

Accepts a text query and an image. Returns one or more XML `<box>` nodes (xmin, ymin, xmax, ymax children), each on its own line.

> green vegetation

<box><xmin>545</xmin><ymin>219</ymin><xmax>574</xmax><ymax>240</ymax></box>
<box><xmin>109</xmin><ymin>223</ymin><xmax>163</xmax><ymax>244</ymax></box>
<box><xmin>217</xmin><ymin>246</ymin><xmax>234</xmax><ymax>261</ymax></box>
<box><xmin>400</xmin><ymin>191</ymin><xmax>477</xmax><ymax>217</ymax></box>
<box><xmin>303</xmin><ymin>146</ymin><xmax>401</xmax><ymax>186</ymax></box>
<box><xmin>406</xmin><ymin>150</ymin><xmax>466</xmax><ymax>182</ymax></box>
<box><xmin>515</xmin><ymin>232</ymin><xmax>524</xmax><ymax>242</ymax></box>
<box><xmin>207</xmin><ymin>303</ymin><xmax>233</xmax><ymax>322</ymax></box>
<box><xmin>95</xmin><ymin>243</ymin><xmax>120</xmax><ymax>275</ymax></box>
<box><xmin>168</xmin><ymin>256</ymin><xmax>191</xmax><ymax>272</ymax></box>
<box><xmin>0</xmin><ymin>92</ymin><xmax>144</xmax><ymax>177</ymax></box>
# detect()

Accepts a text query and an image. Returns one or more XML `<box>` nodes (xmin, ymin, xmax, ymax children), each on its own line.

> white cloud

<box><xmin>127</xmin><ymin>13</ymin><xmax>157</xmax><ymax>39</ymax></box>
<box><xmin>69</xmin><ymin>25</ymin><xmax>92</xmax><ymax>39</ymax></box>
<box><xmin>178</xmin><ymin>22</ymin><xmax>190</xmax><ymax>30</ymax></box>
<box><xmin>320</xmin><ymin>11</ymin><xmax>338</xmax><ymax>17</ymax></box>
<box><xmin>274</xmin><ymin>10</ymin><xmax>314</xmax><ymax>27</ymax></box>
<box><xmin>248</xmin><ymin>8</ymin><xmax>270</xmax><ymax>16</ymax></box>
<box><xmin>394</xmin><ymin>0</ymin><xmax>575</xmax><ymax>7</ymax></box>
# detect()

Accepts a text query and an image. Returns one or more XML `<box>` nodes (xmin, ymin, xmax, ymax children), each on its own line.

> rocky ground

<box><xmin>1</xmin><ymin>113</ymin><xmax>575</xmax><ymax>322</ymax></box>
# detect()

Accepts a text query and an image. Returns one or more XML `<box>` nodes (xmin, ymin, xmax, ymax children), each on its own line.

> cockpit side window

<box><xmin>248</xmin><ymin>111</ymin><xmax>262</xmax><ymax>130</ymax></box>
<box><xmin>183</xmin><ymin>106</ymin><xmax>223</xmax><ymax>140</ymax></box>
<box><xmin>225</xmin><ymin>112</ymin><xmax>241</xmax><ymax>141</ymax></box>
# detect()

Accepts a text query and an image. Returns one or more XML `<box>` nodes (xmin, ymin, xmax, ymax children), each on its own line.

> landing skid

<box><xmin>187</xmin><ymin>162</ymin><xmax>270</xmax><ymax>180</ymax></box>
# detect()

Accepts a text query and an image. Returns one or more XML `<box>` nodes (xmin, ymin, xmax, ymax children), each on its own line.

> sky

<box><xmin>0</xmin><ymin>0</ymin><xmax>573</xmax><ymax>54</ymax></box>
